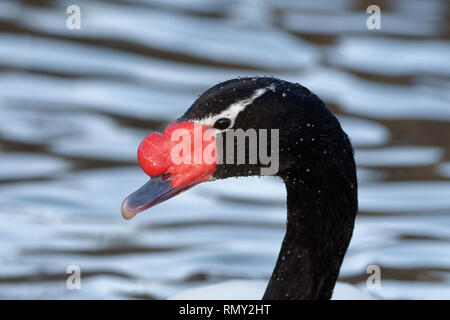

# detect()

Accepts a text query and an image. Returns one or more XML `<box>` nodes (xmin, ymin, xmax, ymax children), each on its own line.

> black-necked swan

<box><xmin>122</xmin><ymin>77</ymin><xmax>371</xmax><ymax>300</ymax></box>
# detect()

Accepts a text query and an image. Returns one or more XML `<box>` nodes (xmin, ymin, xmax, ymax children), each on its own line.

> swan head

<box><xmin>121</xmin><ymin>77</ymin><xmax>355</xmax><ymax>219</ymax></box>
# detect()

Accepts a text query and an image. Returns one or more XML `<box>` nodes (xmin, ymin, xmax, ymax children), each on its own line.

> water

<box><xmin>0</xmin><ymin>0</ymin><xmax>449</xmax><ymax>299</ymax></box>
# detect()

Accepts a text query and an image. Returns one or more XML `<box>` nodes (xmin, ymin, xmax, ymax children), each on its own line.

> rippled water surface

<box><xmin>0</xmin><ymin>0</ymin><xmax>449</xmax><ymax>299</ymax></box>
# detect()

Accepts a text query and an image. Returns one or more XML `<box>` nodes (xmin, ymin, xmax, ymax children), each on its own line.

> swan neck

<box><xmin>263</xmin><ymin>169</ymin><xmax>357</xmax><ymax>300</ymax></box>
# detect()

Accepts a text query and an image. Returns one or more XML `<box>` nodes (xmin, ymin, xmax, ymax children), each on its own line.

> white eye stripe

<box><xmin>195</xmin><ymin>84</ymin><xmax>275</xmax><ymax>128</ymax></box>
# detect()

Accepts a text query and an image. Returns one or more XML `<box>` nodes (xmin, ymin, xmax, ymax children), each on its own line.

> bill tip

<box><xmin>121</xmin><ymin>199</ymin><xmax>137</xmax><ymax>220</ymax></box>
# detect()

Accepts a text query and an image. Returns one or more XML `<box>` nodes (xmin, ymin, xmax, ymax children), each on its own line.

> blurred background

<box><xmin>0</xmin><ymin>0</ymin><xmax>449</xmax><ymax>299</ymax></box>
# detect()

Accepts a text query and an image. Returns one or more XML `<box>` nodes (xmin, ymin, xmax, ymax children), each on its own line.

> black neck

<box><xmin>263</xmin><ymin>157</ymin><xmax>357</xmax><ymax>300</ymax></box>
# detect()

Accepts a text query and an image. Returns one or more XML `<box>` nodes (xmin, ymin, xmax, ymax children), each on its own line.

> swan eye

<box><xmin>214</xmin><ymin>118</ymin><xmax>231</xmax><ymax>130</ymax></box>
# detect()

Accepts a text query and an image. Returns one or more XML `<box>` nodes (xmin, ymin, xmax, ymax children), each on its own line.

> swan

<box><xmin>122</xmin><ymin>77</ymin><xmax>370</xmax><ymax>300</ymax></box>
